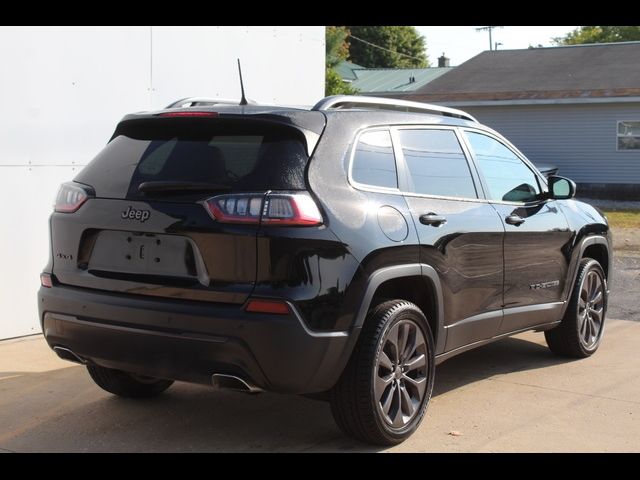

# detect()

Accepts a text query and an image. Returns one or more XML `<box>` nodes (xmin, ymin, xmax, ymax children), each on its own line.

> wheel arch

<box><xmin>561</xmin><ymin>235</ymin><xmax>611</xmax><ymax>316</ymax></box>
<box><xmin>575</xmin><ymin>235</ymin><xmax>611</xmax><ymax>280</ymax></box>
<box><xmin>353</xmin><ymin>264</ymin><xmax>446</xmax><ymax>354</ymax></box>
<box><xmin>582</xmin><ymin>243</ymin><xmax>609</xmax><ymax>279</ymax></box>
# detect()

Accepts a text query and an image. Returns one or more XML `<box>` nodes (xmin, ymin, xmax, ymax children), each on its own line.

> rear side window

<box><xmin>398</xmin><ymin>129</ymin><xmax>477</xmax><ymax>199</ymax></box>
<box><xmin>75</xmin><ymin>119</ymin><xmax>309</xmax><ymax>200</ymax></box>
<box><xmin>351</xmin><ymin>130</ymin><xmax>398</xmax><ymax>189</ymax></box>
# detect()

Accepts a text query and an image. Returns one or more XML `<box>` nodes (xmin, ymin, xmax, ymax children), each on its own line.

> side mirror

<box><xmin>548</xmin><ymin>175</ymin><xmax>576</xmax><ymax>200</ymax></box>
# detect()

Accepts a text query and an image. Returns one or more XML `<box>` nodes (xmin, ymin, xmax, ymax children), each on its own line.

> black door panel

<box><xmin>405</xmin><ymin>197</ymin><xmax>505</xmax><ymax>348</ymax></box>
<box><xmin>462</xmin><ymin>129</ymin><xmax>572</xmax><ymax>333</ymax></box>
<box><xmin>491</xmin><ymin>201</ymin><xmax>572</xmax><ymax>310</ymax></box>
<box><xmin>396</xmin><ymin>127</ymin><xmax>505</xmax><ymax>350</ymax></box>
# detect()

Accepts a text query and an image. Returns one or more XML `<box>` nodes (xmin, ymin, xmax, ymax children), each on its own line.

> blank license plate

<box><xmin>88</xmin><ymin>231</ymin><xmax>198</xmax><ymax>278</ymax></box>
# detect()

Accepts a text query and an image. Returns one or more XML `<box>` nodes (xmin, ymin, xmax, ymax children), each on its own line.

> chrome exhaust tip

<box><xmin>53</xmin><ymin>346</ymin><xmax>87</xmax><ymax>364</ymax></box>
<box><xmin>211</xmin><ymin>373</ymin><xmax>262</xmax><ymax>394</ymax></box>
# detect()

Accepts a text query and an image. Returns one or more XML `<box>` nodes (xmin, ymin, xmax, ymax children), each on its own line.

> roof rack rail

<box><xmin>165</xmin><ymin>97</ymin><xmax>257</xmax><ymax>109</ymax></box>
<box><xmin>311</xmin><ymin>95</ymin><xmax>477</xmax><ymax>122</ymax></box>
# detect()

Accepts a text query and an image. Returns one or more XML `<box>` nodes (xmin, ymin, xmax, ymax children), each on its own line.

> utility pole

<box><xmin>476</xmin><ymin>26</ymin><xmax>504</xmax><ymax>50</ymax></box>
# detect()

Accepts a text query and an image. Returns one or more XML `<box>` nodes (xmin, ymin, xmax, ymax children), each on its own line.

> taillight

<box><xmin>203</xmin><ymin>192</ymin><xmax>323</xmax><ymax>227</ymax></box>
<box><xmin>40</xmin><ymin>273</ymin><xmax>53</xmax><ymax>288</ymax></box>
<box><xmin>262</xmin><ymin>193</ymin><xmax>323</xmax><ymax>226</ymax></box>
<box><xmin>203</xmin><ymin>193</ymin><xmax>264</xmax><ymax>224</ymax></box>
<box><xmin>54</xmin><ymin>182</ymin><xmax>91</xmax><ymax>213</ymax></box>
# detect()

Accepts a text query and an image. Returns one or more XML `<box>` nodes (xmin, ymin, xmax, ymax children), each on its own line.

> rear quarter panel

<box><xmin>306</xmin><ymin>112</ymin><xmax>431</xmax><ymax>331</ymax></box>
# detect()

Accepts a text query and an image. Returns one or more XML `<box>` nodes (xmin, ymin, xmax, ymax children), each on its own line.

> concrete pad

<box><xmin>0</xmin><ymin>334</ymin><xmax>74</xmax><ymax>376</ymax></box>
<box><xmin>0</xmin><ymin>319</ymin><xmax>638</xmax><ymax>452</ymax></box>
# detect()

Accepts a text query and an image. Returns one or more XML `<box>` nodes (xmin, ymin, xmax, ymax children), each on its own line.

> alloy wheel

<box><xmin>578</xmin><ymin>269</ymin><xmax>605</xmax><ymax>349</ymax></box>
<box><xmin>374</xmin><ymin>320</ymin><xmax>428</xmax><ymax>428</ymax></box>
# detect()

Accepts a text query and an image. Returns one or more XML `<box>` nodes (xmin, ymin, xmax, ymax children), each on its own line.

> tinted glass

<box><xmin>465</xmin><ymin>132</ymin><xmax>541</xmax><ymax>202</ymax></box>
<box><xmin>75</xmin><ymin>119</ymin><xmax>308</xmax><ymax>200</ymax></box>
<box><xmin>399</xmin><ymin>129</ymin><xmax>477</xmax><ymax>198</ymax></box>
<box><xmin>352</xmin><ymin>130</ymin><xmax>397</xmax><ymax>189</ymax></box>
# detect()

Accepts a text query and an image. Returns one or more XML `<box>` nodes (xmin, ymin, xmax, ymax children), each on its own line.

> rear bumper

<box><xmin>38</xmin><ymin>285</ymin><xmax>357</xmax><ymax>394</ymax></box>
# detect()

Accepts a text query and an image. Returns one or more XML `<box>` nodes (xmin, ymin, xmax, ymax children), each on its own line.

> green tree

<box><xmin>555</xmin><ymin>26</ymin><xmax>640</xmax><ymax>45</ymax></box>
<box><xmin>347</xmin><ymin>26</ymin><xmax>428</xmax><ymax>68</ymax></box>
<box><xmin>325</xmin><ymin>67</ymin><xmax>356</xmax><ymax>96</ymax></box>
<box><xmin>325</xmin><ymin>26</ymin><xmax>357</xmax><ymax>96</ymax></box>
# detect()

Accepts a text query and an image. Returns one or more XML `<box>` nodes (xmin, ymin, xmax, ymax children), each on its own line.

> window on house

<box><xmin>617</xmin><ymin>121</ymin><xmax>640</xmax><ymax>150</ymax></box>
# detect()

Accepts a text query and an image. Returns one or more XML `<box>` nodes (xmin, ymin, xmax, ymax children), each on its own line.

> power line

<box><xmin>347</xmin><ymin>33</ymin><xmax>425</xmax><ymax>62</ymax></box>
<box><xmin>476</xmin><ymin>26</ymin><xmax>504</xmax><ymax>50</ymax></box>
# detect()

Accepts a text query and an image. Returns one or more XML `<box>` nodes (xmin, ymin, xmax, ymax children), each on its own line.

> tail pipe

<box><xmin>53</xmin><ymin>346</ymin><xmax>87</xmax><ymax>364</ymax></box>
<box><xmin>211</xmin><ymin>373</ymin><xmax>262</xmax><ymax>394</ymax></box>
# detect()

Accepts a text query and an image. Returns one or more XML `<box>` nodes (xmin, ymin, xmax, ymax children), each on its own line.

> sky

<box><xmin>414</xmin><ymin>26</ymin><xmax>578</xmax><ymax>66</ymax></box>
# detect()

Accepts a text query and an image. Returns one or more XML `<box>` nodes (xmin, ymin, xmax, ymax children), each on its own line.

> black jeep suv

<box><xmin>39</xmin><ymin>95</ymin><xmax>612</xmax><ymax>445</ymax></box>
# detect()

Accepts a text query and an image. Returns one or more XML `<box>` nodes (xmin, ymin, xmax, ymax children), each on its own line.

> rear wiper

<box><xmin>138</xmin><ymin>181</ymin><xmax>232</xmax><ymax>194</ymax></box>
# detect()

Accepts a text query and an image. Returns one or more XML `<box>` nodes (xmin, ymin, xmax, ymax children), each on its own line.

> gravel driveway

<box><xmin>609</xmin><ymin>252</ymin><xmax>640</xmax><ymax>322</ymax></box>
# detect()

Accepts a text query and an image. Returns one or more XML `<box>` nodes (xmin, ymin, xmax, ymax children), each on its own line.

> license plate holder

<box><xmin>88</xmin><ymin>231</ymin><xmax>198</xmax><ymax>279</ymax></box>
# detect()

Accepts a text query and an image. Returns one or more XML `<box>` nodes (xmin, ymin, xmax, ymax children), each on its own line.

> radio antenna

<box><xmin>237</xmin><ymin>59</ymin><xmax>248</xmax><ymax>106</ymax></box>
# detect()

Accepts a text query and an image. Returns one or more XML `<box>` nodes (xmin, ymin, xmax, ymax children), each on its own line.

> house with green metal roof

<box><xmin>336</xmin><ymin>60</ymin><xmax>363</xmax><ymax>82</ymax></box>
<box><xmin>337</xmin><ymin>55</ymin><xmax>455</xmax><ymax>95</ymax></box>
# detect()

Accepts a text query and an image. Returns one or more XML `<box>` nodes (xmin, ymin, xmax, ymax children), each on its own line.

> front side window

<box><xmin>465</xmin><ymin>131</ymin><xmax>541</xmax><ymax>203</ymax></box>
<box><xmin>617</xmin><ymin>121</ymin><xmax>640</xmax><ymax>150</ymax></box>
<box><xmin>398</xmin><ymin>129</ymin><xmax>477</xmax><ymax>199</ymax></box>
<box><xmin>351</xmin><ymin>130</ymin><xmax>398</xmax><ymax>189</ymax></box>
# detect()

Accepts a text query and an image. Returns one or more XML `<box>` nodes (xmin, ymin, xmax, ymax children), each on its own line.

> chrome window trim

<box><xmin>348</xmin><ymin>127</ymin><xmax>402</xmax><ymax>194</ymax></box>
<box><xmin>453</xmin><ymin>126</ymin><xmax>488</xmax><ymax>199</ymax></box>
<box><xmin>347</xmin><ymin>125</ymin><xmax>490</xmax><ymax>204</ymax></box>
<box><xmin>391</xmin><ymin>125</ymin><xmax>482</xmax><ymax>201</ymax></box>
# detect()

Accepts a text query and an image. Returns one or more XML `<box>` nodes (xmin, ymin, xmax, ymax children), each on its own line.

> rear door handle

<box><xmin>505</xmin><ymin>214</ymin><xmax>525</xmax><ymax>226</ymax></box>
<box><xmin>419</xmin><ymin>213</ymin><xmax>447</xmax><ymax>226</ymax></box>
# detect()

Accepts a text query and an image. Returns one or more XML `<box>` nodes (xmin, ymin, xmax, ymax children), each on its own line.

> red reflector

<box><xmin>40</xmin><ymin>273</ymin><xmax>53</xmax><ymax>288</ymax></box>
<box><xmin>159</xmin><ymin>111</ymin><xmax>218</xmax><ymax>118</ymax></box>
<box><xmin>245</xmin><ymin>299</ymin><xmax>290</xmax><ymax>315</ymax></box>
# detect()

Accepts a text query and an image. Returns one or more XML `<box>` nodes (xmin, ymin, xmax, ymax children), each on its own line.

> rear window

<box><xmin>75</xmin><ymin>119</ymin><xmax>309</xmax><ymax>200</ymax></box>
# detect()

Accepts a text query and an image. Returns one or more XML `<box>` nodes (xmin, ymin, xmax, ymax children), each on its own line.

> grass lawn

<box><xmin>603</xmin><ymin>210</ymin><xmax>640</xmax><ymax>229</ymax></box>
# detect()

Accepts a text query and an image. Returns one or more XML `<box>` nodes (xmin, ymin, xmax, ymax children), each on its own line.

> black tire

<box><xmin>545</xmin><ymin>258</ymin><xmax>607</xmax><ymax>358</ymax></box>
<box><xmin>330</xmin><ymin>299</ymin><xmax>435</xmax><ymax>446</ymax></box>
<box><xmin>86</xmin><ymin>365</ymin><xmax>174</xmax><ymax>398</ymax></box>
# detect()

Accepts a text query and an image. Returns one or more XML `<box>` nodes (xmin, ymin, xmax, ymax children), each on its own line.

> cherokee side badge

<box><xmin>529</xmin><ymin>280</ymin><xmax>560</xmax><ymax>290</ymax></box>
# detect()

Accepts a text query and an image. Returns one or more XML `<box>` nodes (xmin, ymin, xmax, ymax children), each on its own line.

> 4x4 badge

<box><xmin>121</xmin><ymin>206</ymin><xmax>150</xmax><ymax>222</ymax></box>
